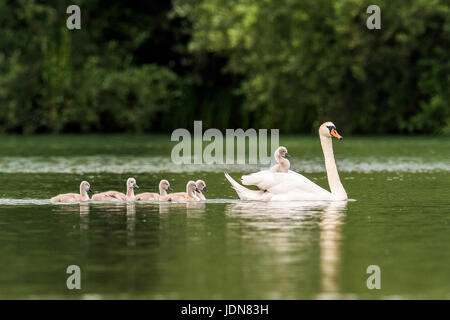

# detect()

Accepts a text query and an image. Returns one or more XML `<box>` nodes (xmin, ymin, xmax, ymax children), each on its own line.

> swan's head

<box><xmin>187</xmin><ymin>180</ymin><xmax>200</xmax><ymax>193</ymax></box>
<box><xmin>127</xmin><ymin>178</ymin><xmax>139</xmax><ymax>189</ymax></box>
<box><xmin>319</xmin><ymin>122</ymin><xmax>343</xmax><ymax>140</ymax></box>
<box><xmin>275</xmin><ymin>146</ymin><xmax>291</xmax><ymax>159</ymax></box>
<box><xmin>80</xmin><ymin>181</ymin><xmax>93</xmax><ymax>193</ymax></box>
<box><xmin>160</xmin><ymin>179</ymin><xmax>173</xmax><ymax>191</ymax></box>
<box><xmin>195</xmin><ymin>180</ymin><xmax>208</xmax><ymax>193</ymax></box>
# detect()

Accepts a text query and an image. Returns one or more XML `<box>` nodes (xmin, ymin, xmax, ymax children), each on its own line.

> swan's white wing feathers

<box><xmin>225</xmin><ymin>172</ymin><xmax>333</xmax><ymax>201</ymax></box>
<box><xmin>241</xmin><ymin>170</ymin><xmax>330</xmax><ymax>196</ymax></box>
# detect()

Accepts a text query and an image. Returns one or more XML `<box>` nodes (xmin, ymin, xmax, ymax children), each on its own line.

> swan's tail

<box><xmin>224</xmin><ymin>172</ymin><xmax>264</xmax><ymax>200</ymax></box>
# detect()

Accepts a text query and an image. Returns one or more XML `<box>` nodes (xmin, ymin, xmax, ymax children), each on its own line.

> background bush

<box><xmin>0</xmin><ymin>0</ymin><xmax>448</xmax><ymax>134</ymax></box>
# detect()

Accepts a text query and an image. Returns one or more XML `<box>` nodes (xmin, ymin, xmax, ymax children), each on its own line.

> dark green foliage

<box><xmin>175</xmin><ymin>0</ymin><xmax>449</xmax><ymax>134</ymax></box>
<box><xmin>0</xmin><ymin>0</ymin><xmax>184</xmax><ymax>133</ymax></box>
<box><xmin>0</xmin><ymin>0</ymin><xmax>448</xmax><ymax>134</ymax></box>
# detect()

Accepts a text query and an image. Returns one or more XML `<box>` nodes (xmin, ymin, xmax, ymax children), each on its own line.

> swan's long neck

<box><xmin>127</xmin><ymin>186</ymin><xmax>135</xmax><ymax>200</ymax></box>
<box><xmin>159</xmin><ymin>185</ymin><xmax>167</xmax><ymax>196</ymax></box>
<box><xmin>320</xmin><ymin>136</ymin><xmax>347</xmax><ymax>199</ymax></box>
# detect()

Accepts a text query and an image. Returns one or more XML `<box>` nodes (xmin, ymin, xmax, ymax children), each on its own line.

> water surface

<box><xmin>0</xmin><ymin>135</ymin><xmax>448</xmax><ymax>299</ymax></box>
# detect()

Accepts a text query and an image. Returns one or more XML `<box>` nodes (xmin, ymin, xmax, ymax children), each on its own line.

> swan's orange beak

<box><xmin>330</xmin><ymin>129</ymin><xmax>343</xmax><ymax>140</ymax></box>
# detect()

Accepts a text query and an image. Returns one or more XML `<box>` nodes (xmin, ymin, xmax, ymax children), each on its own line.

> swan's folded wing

<box><xmin>242</xmin><ymin>170</ymin><xmax>331</xmax><ymax>197</ymax></box>
<box><xmin>269</xmin><ymin>172</ymin><xmax>330</xmax><ymax>194</ymax></box>
<box><xmin>241</xmin><ymin>170</ymin><xmax>279</xmax><ymax>190</ymax></box>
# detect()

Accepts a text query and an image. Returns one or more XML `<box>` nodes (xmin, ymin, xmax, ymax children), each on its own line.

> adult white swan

<box><xmin>224</xmin><ymin>122</ymin><xmax>348</xmax><ymax>201</ymax></box>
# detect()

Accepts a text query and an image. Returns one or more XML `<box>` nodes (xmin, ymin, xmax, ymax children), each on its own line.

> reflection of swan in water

<box><xmin>225</xmin><ymin>200</ymin><xmax>334</xmax><ymax>251</ymax></box>
<box><xmin>90</xmin><ymin>202</ymin><xmax>130</xmax><ymax>215</ymax></box>
<box><xmin>158</xmin><ymin>202</ymin><xmax>186</xmax><ymax>214</ymax></box>
<box><xmin>158</xmin><ymin>202</ymin><xmax>171</xmax><ymax>214</ymax></box>
<box><xmin>317</xmin><ymin>201</ymin><xmax>347</xmax><ymax>298</ymax></box>
<box><xmin>186</xmin><ymin>201</ymin><xmax>205</xmax><ymax>211</ymax></box>
<box><xmin>79</xmin><ymin>210</ymin><xmax>90</xmax><ymax>252</ymax></box>
<box><xmin>52</xmin><ymin>203</ymin><xmax>90</xmax><ymax>215</ymax></box>
<box><xmin>226</xmin><ymin>200</ymin><xmax>333</xmax><ymax>220</ymax></box>
<box><xmin>186</xmin><ymin>202</ymin><xmax>206</xmax><ymax>217</ymax></box>
<box><xmin>127</xmin><ymin>203</ymin><xmax>136</xmax><ymax>247</ymax></box>
<box><xmin>125</xmin><ymin>204</ymin><xmax>137</xmax><ymax>289</ymax></box>
<box><xmin>83</xmin><ymin>202</ymin><xmax>137</xmax><ymax>248</ymax></box>
<box><xmin>80</xmin><ymin>203</ymin><xmax>90</xmax><ymax>215</ymax></box>
<box><xmin>158</xmin><ymin>201</ymin><xmax>205</xmax><ymax>215</ymax></box>
<box><xmin>225</xmin><ymin>200</ymin><xmax>347</xmax><ymax>298</ymax></box>
<box><xmin>79</xmin><ymin>209</ymin><xmax>89</xmax><ymax>229</ymax></box>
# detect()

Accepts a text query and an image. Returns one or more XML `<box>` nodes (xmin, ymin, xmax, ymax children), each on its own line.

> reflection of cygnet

<box><xmin>270</xmin><ymin>146</ymin><xmax>291</xmax><ymax>173</ymax></box>
<box><xmin>51</xmin><ymin>181</ymin><xmax>92</xmax><ymax>203</ymax></box>
<box><xmin>136</xmin><ymin>179</ymin><xmax>173</xmax><ymax>201</ymax></box>
<box><xmin>167</xmin><ymin>181</ymin><xmax>200</xmax><ymax>202</ymax></box>
<box><xmin>79</xmin><ymin>203</ymin><xmax>90</xmax><ymax>215</ymax></box>
<box><xmin>127</xmin><ymin>202</ymin><xmax>136</xmax><ymax>215</ymax></box>
<box><xmin>194</xmin><ymin>180</ymin><xmax>208</xmax><ymax>200</ymax></box>
<box><xmin>92</xmin><ymin>178</ymin><xmax>139</xmax><ymax>202</ymax></box>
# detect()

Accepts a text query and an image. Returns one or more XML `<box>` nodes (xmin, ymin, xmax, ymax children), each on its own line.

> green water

<box><xmin>0</xmin><ymin>135</ymin><xmax>449</xmax><ymax>299</ymax></box>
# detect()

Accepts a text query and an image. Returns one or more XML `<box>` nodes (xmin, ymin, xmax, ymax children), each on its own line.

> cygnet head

<box><xmin>275</xmin><ymin>146</ymin><xmax>291</xmax><ymax>159</ymax></box>
<box><xmin>195</xmin><ymin>180</ymin><xmax>208</xmax><ymax>193</ymax></box>
<box><xmin>187</xmin><ymin>180</ymin><xmax>200</xmax><ymax>193</ymax></box>
<box><xmin>80</xmin><ymin>181</ymin><xmax>93</xmax><ymax>193</ymax></box>
<box><xmin>319</xmin><ymin>122</ymin><xmax>343</xmax><ymax>140</ymax></box>
<box><xmin>160</xmin><ymin>179</ymin><xmax>173</xmax><ymax>191</ymax></box>
<box><xmin>127</xmin><ymin>178</ymin><xmax>139</xmax><ymax>189</ymax></box>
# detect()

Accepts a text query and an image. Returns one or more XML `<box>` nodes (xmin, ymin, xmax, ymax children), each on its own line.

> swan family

<box><xmin>51</xmin><ymin>122</ymin><xmax>348</xmax><ymax>203</ymax></box>
<box><xmin>224</xmin><ymin>122</ymin><xmax>348</xmax><ymax>201</ymax></box>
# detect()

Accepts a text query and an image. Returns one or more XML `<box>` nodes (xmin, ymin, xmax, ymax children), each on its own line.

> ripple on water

<box><xmin>0</xmin><ymin>199</ymin><xmax>51</xmax><ymax>205</ymax></box>
<box><xmin>0</xmin><ymin>156</ymin><xmax>448</xmax><ymax>174</ymax></box>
